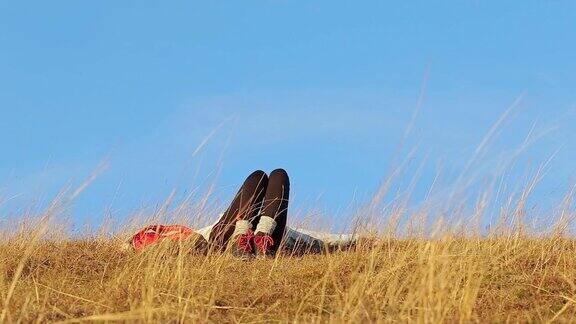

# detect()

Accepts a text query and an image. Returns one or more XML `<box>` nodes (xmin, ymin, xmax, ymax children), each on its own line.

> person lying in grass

<box><xmin>128</xmin><ymin>169</ymin><xmax>368</xmax><ymax>258</ymax></box>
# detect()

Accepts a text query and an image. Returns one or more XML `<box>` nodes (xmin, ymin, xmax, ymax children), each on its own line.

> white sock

<box><xmin>255</xmin><ymin>216</ymin><xmax>277</xmax><ymax>235</ymax></box>
<box><xmin>232</xmin><ymin>220</ymin><xmax>251</xmax><ymax>238</ymax></box>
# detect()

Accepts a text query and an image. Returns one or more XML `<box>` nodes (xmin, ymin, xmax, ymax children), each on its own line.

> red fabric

<box><xmin>131</xmin><ymin>224</ymin><xmax>195</xmax><ymax>251</ymax></box>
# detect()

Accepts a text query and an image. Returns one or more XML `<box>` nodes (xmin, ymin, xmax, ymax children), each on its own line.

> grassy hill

<box><xmin>3</xmin><ymin>233</ymin><xmax>576</xmax><ymax>322</ymax></box>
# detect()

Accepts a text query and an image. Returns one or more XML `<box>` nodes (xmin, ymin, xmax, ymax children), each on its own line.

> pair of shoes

<box><xmin>231</xmin><ymin>231</ymin><xmax>275</xmax><ymax>259</ymax></box>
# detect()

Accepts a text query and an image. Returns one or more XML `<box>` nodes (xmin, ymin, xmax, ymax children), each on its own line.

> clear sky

<box><xmin>1</xmin><ymin>1</ymin><xmax>575</xmax><ymax>226</ymax></box>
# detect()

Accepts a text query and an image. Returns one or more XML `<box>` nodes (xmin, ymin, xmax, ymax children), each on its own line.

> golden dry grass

<box><xmin>3</xmin><ymin>231</ymin><xmax>576</xmax><ymax>323</ymax></box>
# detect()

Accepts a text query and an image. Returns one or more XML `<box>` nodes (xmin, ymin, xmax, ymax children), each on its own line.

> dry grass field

<box><xmin>3</xmin><ymin>236</ymin><xmax>576</xmax><ymax>323</ymax></box>
<box><xmin>3</xmin><ymin>215</ymin><xmax>576</xmax><ymax>322</ymax></box>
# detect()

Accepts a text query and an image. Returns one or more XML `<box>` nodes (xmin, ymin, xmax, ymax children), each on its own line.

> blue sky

<box><xmin>1</xmin><ymin>1</ymin><xmax>575</xmax><ymax>226</ymax></box>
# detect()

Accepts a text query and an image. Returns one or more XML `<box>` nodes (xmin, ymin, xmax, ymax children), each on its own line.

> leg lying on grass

<box><xmin>209</xmin><ymin>170</ymin><xmax>268</xmax><ymax>257</ymax></box>
<box><xmin>253</xmin><ymin>168</ymin><xmax>290</xmax><ymax>258</ymax></box>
